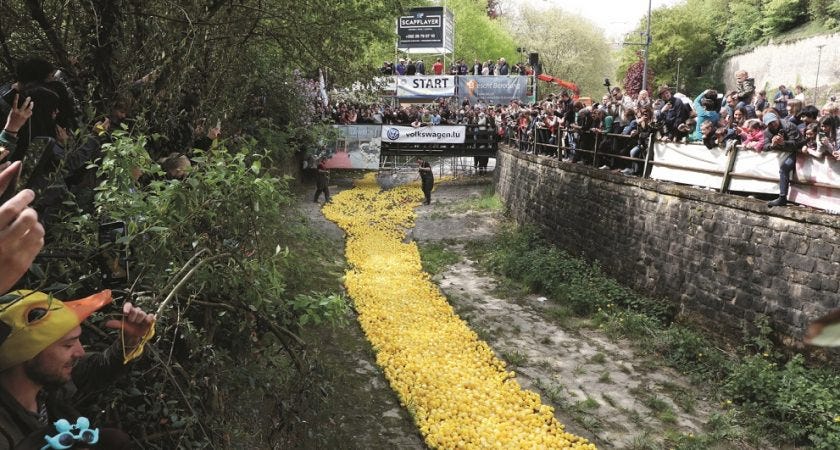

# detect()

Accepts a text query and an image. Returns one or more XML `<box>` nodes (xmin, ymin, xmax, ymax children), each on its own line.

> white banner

<box><xmin>381</xmin><ymin>125</ymin><xmax>465</xmax><ymax>144</ymax></box>
<box><xmin>790</xmin><ymin>154</ymin><xmax>840</xmax><ymax>212</ymax></box>
<box><xmin>650</xmin><ymin>142</ymin><xmax>781</xmax><ymax>193</ymax></box>
<box><xmin>728</xmin><ymin>149</ymin><xmax>785</xmax><ymax>194</ymax></box>
<box><xmin>396</xmin><ymin>76</ymin><xmax>456</xmax><ymax>98</ymax></box>
<box><xmin>650</xmin><ymin>142</ymin><xmax>726</xmax><ymax>188</ymax></box>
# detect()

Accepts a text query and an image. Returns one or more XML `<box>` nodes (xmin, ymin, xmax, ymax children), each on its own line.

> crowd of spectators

<box><xmin>325</xmin><ymin>66</ymin><xmax>840</xmax><ymax>208</ymax></box>
<box><xmin>0</xmin><ymin>57</ymin><xmax>224</xmax><ymax>230</ymax></box>
<box><xmin>380</xmin><ymin>57</ymin><xmax>533</xmax><ymax>77</ymax></box>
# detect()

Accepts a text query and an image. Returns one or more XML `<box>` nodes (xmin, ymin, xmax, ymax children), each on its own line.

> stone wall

<box><xmin>723</xmin><ymin>33</ymin><xmax>840</xmax><ymax>104</ymax></box>
<box><xmin>494</xmin><ymin>146</ymin><xmax>840</xmax><ymax>344</ymax></box>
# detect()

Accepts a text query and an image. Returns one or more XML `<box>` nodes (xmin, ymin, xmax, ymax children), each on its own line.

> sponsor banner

<box><xmin>381</xmin><ymin>125</ymin><xmax>465</xmax><ymax>144</ymax></box>
<box><xmin>397</xmin><ymin>7</ymin><xmax>454</xmax><ymax>52</ymax></box>
<box><xmin>457</xmin><ymin>76</ymin><xmax>528</xmax><ymax>105</ymax></box>
<box><xmin>323</xmin><ymin>125</ymin><xmax>381</xmax><ymax>170</ymax></box>
<box><xmin>396</xmin><ymin>76</ymin><xmax>456</xmax><ymax>98</ymax></box>
<box><xmin>789</xmin><ymin>154</ymin><xmax>840</xmax><ymax>212</ymax></box>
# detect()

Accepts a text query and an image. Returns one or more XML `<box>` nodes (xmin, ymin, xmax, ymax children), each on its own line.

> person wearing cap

<box><xmin>763</xmin><ymin>110</ymin><xmax>806</xmax><ymax>207</ymax></box>
<box><xmin>0</xmin><ymin>289</ymin><xmax>155</xmax><ymax>448</ymax></box>
<box><xmin>657</xmin><ymin>85</ymin><xmax>688</xmax><ymax>140</ymax></box>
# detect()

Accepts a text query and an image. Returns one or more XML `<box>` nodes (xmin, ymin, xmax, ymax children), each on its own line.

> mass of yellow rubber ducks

<box><xmin>322</xmin><ymin>173</ymin><xmax>595</xmax><ymax>449</ymax></box>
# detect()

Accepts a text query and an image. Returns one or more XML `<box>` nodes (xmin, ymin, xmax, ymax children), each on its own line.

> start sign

<box><xmin>396</xmin><ymin>76</ymin><xmax>456</xmax><ymax>98</ymax></box>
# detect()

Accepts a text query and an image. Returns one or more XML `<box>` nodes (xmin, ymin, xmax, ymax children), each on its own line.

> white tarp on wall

<box><xmin>650</xmin><ymin>142</ymin><xmax>781</xmax><ymax>194</ymax></box>
<box><xmin>650</xmin><ymin>142</ymin><xmax>840</xmax><ymax>211</ymax></box>
<box><xmin>650</xmin><ymin>142</ymin><xmax>727</xmax><ymax>188</ymax></box>
<box><xmin>790</xmin><ymin>154</ymin><xmax>840</xmax><ymax>212</ymax></box>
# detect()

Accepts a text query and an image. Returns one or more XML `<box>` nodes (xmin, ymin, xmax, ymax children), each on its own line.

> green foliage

<box><xmin>724</xmin><ymin>354</ymin><xmax>840</xmax><ymax>448</ymax></box>
<box><xmin>362</xmin><ymin>0</ymin><xmax>519</xmax><ymax>71</ymax></box>
<box><xmin>617</xmin><ymin>0</ymin><xmax>722</xmax><ymax>95</ymax></box>
<box><xmin>506</xmin><ymin>6</ymin><xmax>613</xmax><ymax>98</ymax></box>
<box><xmin>616</xmin><ymin>0</ymin><xmax>832</xmax><ymax>96</ymax></box>
<box><xmin>419</xmin><ymin>242</ymin><xmax>462</xmax><ymax>276</ymax></box>
<box><xmin>761</xmin><ymin>0</ymin><xmax>808</xmax><ymax>35</ymax></box>
<box><xmin>473</xmin><ymin>224</ymin><xmax>840</xmax><ymax>448</ymax></box>
<box><xmin>824</xmin><ymin>0</ymin><xmax>840</xmax><ymax>30</ymax></box>
<box><xmin>292</xmin><ymin>292</ymin><xmax>349</xmax><ymax>326</ymax></box>
<box><xmin>37</xmin><ymin>129</ymin><xmax>346</xmax><ymax>447</ymax></box>
<box><xmin>0</xmin><ymin>0</ymin><xmax>403</xmax><ymax>128</ymax></box>
<box><xmin>724</xmin><ymin>0</ymin><xmax>765</xmax><ymax>48</ymax></box>
<box><xmin>445</xmin><ymin>0</ymin><xmax>519</xmax><ymax>64</ymax></box>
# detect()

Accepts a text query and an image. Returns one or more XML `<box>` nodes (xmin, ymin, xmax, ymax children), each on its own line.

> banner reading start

<box><xmin>397</xmin><ymin>76</ymin><xmax>456</xmax><ymax>98</ymax></box>
<box><xmin>381</xmin><ymin>125</ymin><xmax>466</xmax><ymax>144</ymax></box>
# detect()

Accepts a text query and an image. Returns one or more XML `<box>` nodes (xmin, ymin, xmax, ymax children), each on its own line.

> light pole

<box><xmin>676</xmin><ymin>57</ymin><xmax>682</xmax><ymax>91</ymax></box>
<box><xmin>814</xmin><ymin>44</ymin><xmax>825</xmax><ymax>105</ymax></box>
<box><xmin>641</xmin><ymin>0</ymin><xmax>652</xmax><ymax>92</ymax></box>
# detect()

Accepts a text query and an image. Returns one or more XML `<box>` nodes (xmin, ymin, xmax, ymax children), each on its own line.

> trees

<box><xmin>623</xmin><ymin>52</ymin><xmax>655</xmax><ymax>97</ymax></box>
<box><xmin>0</xmin><ymin>0</ymin><xmax>403</xmax><ymax>124</ymax></box>
<box><xmin>505</xmin><ymin>6</ymin><xmax>613</xmax><ymax>98</ymax></box>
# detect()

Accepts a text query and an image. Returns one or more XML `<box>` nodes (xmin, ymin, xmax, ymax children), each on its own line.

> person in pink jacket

<box><xmin>739</xmin><ymin>119</ymin><xmax>765</xmax><ymax>152</ymax></box>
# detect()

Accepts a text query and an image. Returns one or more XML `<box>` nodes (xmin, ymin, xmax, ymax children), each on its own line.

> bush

<box><xmin>34</xmin><ymin>129</ymin><xmax>346</xmax><ymax>448</ymax></box>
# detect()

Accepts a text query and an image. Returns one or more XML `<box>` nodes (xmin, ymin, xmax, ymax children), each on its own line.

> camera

<box><xmin>603</xmin><ymin>78</ymin><xmax>611</xmax><ymax>87</ymax></box>
<box><xmin>98</xmin><ymin>221</ymin><xmax>129</xmax><ymax>288</ymax></box>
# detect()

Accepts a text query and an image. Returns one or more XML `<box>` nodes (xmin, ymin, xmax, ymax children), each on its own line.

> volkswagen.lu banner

<box><xmin>381</xmin><ymin>125</ymin><xmax>465</xmax><ymax>144</ymax></box>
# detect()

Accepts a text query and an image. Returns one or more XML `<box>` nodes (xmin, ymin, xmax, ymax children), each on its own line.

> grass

<box><xmin>417</xmin><ymin>242</ymin><xmax>461</xmax><ymax>275</ymax></box>
<box><xmin>500</xmin><ymin>349</ymin><xmax>528</xmax><ymax>367</ymax></box>
<box><xmin>534</xmin><ymin>378</ymin><xmax>567</xmax><ymax>407</ymax></box>
<box><xmin>589</xmin><ymin>353</ymin><xmax>607</xmax><ymax>364</ymax></box>
<box><xmin>598</xmin><ymin>371</ymin><xmax>612</xmax><ymax>384</ymax></box>
<box><xmin>446</xmin><ymin>184</ymin><xmax>503</xmax><ymax>213</ymax></box>
<box><xmin>466</xmin><ymin>226</ymin><xmax>840</xmax><ymax>448</ymax></box>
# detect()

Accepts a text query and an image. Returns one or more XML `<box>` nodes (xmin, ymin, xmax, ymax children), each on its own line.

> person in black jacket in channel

<box><xmin>417</xmin><ymin>158</ymin><xmax>434</xmax><ymax>205</ymax></box>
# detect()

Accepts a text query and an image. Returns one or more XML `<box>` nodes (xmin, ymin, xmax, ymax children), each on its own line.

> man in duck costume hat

<box><xmin>0</xmin><ymin>289</ymin><xmax>155</xmax><ymax>448</ymax></box>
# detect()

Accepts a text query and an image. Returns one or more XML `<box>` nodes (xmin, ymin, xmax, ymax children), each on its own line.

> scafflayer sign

<box><xmin>396</xmin><ymin>7</ymin><xmax>455</xmax><ymax>54</ymax></box>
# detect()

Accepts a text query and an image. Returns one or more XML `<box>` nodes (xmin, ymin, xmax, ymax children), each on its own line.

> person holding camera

<box><xmin>764</xmin><ymin>110</ymin><xmax>806</xmax><ymax>208</ymax></box>
<box><xmin>657</xmin><ymin>85</ymin><xmax>690</xmax><ymax>141</ymax></box>
<box><xmin>0</xmin><ymin>94</ymin><xmax>42</xmax><ymax>296</ymax></box>
<box><xmin>690</xmin><ymin>89</ymin><xmax>721</xmax><ymax>142</ymax></box>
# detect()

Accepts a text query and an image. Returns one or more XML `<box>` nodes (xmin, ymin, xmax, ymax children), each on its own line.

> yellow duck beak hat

<box><xmin>0</xmin><ymin>289</ymin><xmax>112</xmax><ymax>371</ymax></box>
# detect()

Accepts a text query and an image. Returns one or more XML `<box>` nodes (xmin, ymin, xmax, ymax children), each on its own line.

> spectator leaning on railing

<box><xmin>764</xmin><ymin>111</ymin><xmax>806</xmax><ymax>208</ymax></box>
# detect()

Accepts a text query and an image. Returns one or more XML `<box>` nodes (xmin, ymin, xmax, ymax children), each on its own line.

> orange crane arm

<box><xmin>535</xmin><ymin>74</ymin><xmax>580</xmax><ymax>99</ymax></box>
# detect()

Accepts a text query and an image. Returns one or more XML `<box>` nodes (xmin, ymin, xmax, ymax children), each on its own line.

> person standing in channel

<box><xmin>417</xmin><ymin>158</ymin><xmax>434</xmax><ymax>205</ymax></box>
<box><xmin>314</xmin><ymin>156</ymin><xmax>330</xmax><ymax>203</ymax></box>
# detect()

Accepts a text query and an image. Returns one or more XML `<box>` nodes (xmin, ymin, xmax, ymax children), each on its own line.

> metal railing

<box><xmin>500</xmin><ymin>124</ymin><xmax>840</xmax><ymax>198</ymax></box>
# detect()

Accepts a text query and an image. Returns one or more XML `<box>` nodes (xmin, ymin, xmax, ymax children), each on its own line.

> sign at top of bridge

<box><xmin>397</xmin><ymin>7</ymin><xmax>454</xmax><ymax>54</ymax></box>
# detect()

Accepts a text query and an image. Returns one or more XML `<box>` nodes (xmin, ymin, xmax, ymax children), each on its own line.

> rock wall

<box><xmin>723</xmin><ymin>33</ymin><xmax>840</xmax><ymax>104</ymax></box>
<box><xmin>494</xmin><ymin>146</ymin><xmax>840</xmax><ymax>344</ymax></box>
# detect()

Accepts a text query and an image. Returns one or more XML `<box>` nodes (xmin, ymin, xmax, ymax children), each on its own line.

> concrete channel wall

<box><xmin>494</xmin><ymin>146</ymin><xmax>840</xmax><ymax>346</ymax></box>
